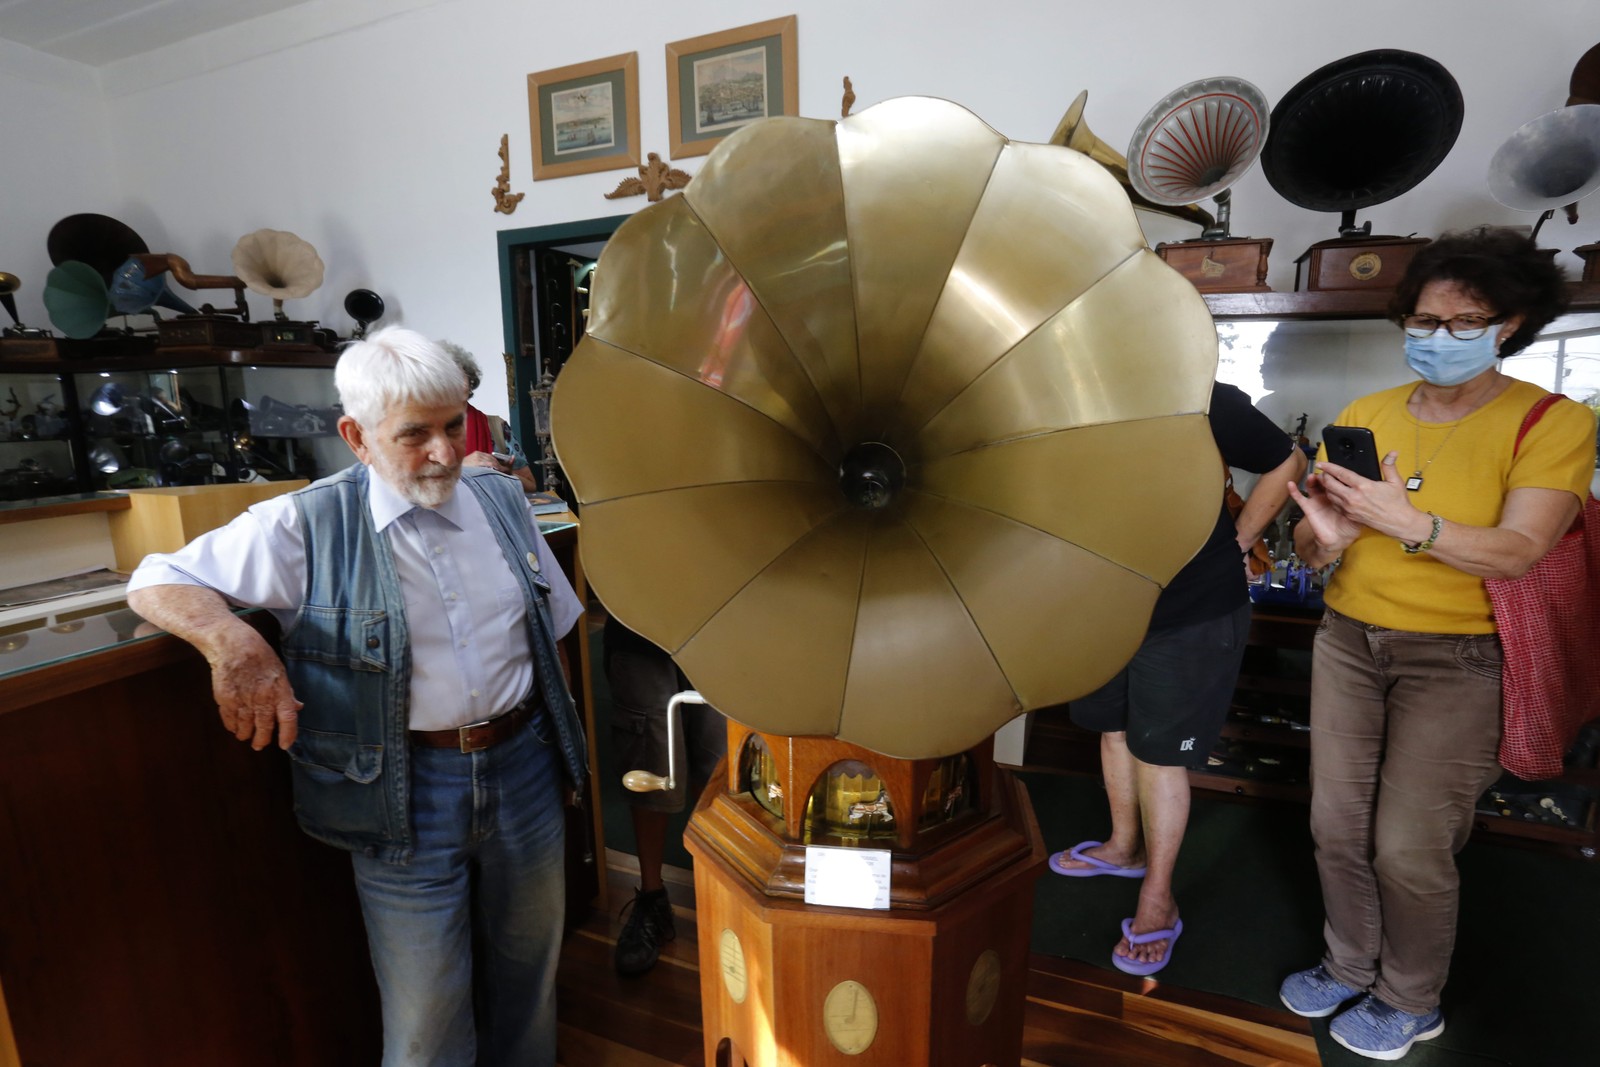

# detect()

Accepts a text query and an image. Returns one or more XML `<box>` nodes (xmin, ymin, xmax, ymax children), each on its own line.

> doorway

<box><xmin>496</xmin><ymin>214</ymin><xmax>629</xmax><ymax>493</ymax></box>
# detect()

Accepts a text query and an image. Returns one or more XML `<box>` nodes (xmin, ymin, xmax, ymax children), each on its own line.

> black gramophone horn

<box><xmin>344</xmin><ymin>288</ymin><xmax>385</xmax><ymax>339</ymax></box>
<box><xmin>1570</xmin><ymin>42</ymin><xmax>1600</xmax><ymax>105</ymax></box>
<box><xmin>46</xmin><ymin>213</ymin><xmax>150</xmax><ymax>283</ymax></box>
<box><xmin>1261</xmin><ymin>49</ymin><xmax>1464</xmax><ymax>237</ymax></box>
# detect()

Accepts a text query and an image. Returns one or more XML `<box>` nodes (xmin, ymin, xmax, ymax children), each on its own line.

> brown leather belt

<box><xmin>409</xmin><ymin>698</ymin><xmax>538</xmax><ymax>753</ymax></box>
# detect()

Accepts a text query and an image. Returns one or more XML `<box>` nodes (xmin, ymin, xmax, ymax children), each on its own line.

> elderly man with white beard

<box><xmin>127</xmin><ymin>326</ymin><xmax>586</xmax><ymax>1067</ymax></box>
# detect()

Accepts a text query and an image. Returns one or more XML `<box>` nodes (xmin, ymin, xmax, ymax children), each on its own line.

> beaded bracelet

<box><xmin>1401</xmin><ymin>512</ymin><xmax>1443</xmax><ymax>555</ymax></box>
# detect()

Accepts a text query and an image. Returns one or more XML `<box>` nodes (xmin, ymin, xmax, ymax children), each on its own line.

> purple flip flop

<box><xmin>1048</xmin><ymin>841</ymin><xmax>1148</xmax><ymax>879</ymax></box>
<box><xmin>1111</xmin><ymin>916</ymin><xmax>1183</xmax><ymax>976</ymax></box>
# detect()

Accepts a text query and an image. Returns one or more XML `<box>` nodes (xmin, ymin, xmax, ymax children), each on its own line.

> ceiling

<box><xmin>0</xmin><ymin>0</ymin><xmax>315</xmax><ymax>66</ymax></box>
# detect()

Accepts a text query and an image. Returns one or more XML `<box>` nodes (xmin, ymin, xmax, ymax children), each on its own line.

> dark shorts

<box><xmin>606</xmin><ymin>644</ymin><xmax>726</xmax><ymax>814</ymax></box>
<box><xmin>1068</xmin><ymin>601</ymin><xmax>1252</xmax><ymax>768</ymax></box>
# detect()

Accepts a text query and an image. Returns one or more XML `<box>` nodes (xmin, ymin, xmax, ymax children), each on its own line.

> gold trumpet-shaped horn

<box><xmin>1051</xmin><ymin>90</ymin><xmax>1217</xmax><ymax>232</ymax></box>
<box><xmin>0</xmin><ymin>272</ymin><xmax>20</xmax><ymax>327</ymax></box>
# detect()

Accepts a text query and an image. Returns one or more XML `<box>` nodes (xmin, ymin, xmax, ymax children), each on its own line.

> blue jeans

<box><xmin>352</xmin><ymin>715</ymin><xmax>565</xmax><ymax>1067</ymax></box>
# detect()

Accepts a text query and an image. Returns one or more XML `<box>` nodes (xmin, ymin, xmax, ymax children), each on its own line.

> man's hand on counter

<box><xmin>126</xmin><ymin>585</ymin><xmax>303</xmax><ymax>750</ymax></box>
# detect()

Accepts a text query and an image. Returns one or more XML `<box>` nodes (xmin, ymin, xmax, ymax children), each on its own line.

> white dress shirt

<box><xmin>128</xmin><ymin>469</ymin><xmax>582</xmax><ymax>730</ymax></box>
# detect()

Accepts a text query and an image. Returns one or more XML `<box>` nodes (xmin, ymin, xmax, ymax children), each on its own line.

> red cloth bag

<box><xmin>1484</xmin><ymin>394</ymin><xmax>1600</xmax><ymax>780</ymax></box>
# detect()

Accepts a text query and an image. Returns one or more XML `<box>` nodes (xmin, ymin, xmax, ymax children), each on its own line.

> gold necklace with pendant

<box><xmin>1407</xmin><ymin>416</ymin><xmax>1462</xmax><ymax>492</ymax></box>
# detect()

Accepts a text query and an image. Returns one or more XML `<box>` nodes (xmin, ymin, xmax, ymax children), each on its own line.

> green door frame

<box><xmin>496</xmin><ymin>214</ymin><xmax>630</xmax><ymax>448</ymax></box>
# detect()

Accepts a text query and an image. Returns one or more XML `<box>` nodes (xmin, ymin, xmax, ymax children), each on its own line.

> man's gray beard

<box><xmin>371</xmin><ymin>457</ymin><xmax>460</xmax><ymax>508</ymax></box>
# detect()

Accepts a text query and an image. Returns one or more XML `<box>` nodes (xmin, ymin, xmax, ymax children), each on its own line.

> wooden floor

<box><xmin>556</xmin><ymin>861</ymin><xmax>1319</xmax><ymax>1067</ymax></box>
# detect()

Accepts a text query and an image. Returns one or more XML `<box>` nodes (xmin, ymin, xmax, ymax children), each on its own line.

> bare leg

<box><xmin>630</xmin><ymin>808</ymin><xmax>670</xmax><ymax>894</ymax></box>
<box><xmin>1053</xmin><ymin>731</ymin><xmax>1147</xmax><ymax>871</ymax></box>
<box><xmin>1116</xmin><ymin>759</ymin><xmax>1188</xmax><ymax>966</ymax></box>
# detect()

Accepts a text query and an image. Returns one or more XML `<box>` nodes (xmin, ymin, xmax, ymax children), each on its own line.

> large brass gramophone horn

<box><xmin>1051</xmin><ymin>90</ymin><xmax>1217</xmax><ymax>232</ymax></box>
<box><xmin>232</xmin><ymin>229</ymin><xmax>326</xmax><ymax>319</ymax></box>
<box><xmin>1262</xmin><ymin>49</ymin><xmax>1463</xmax><ymax>238</ymax></box>
<box><xmin>1127</xmin><ymin>76</ymin><xmax>1270</xmax><ymax>240</ymax></box>
<box><xmin>553</xmin><ymin>95</ymin><xmax>1220</xmax><ymax>758</ymax></box>
<box><xmin>1488</xmin><ymin>104</ymin><xmax>1600</xmax><ymax>237</ymax></box>
<box><xmin>554</xmin><ymin>95</ymin><xmax>1219</xmax><ymax>1066</ymax></box>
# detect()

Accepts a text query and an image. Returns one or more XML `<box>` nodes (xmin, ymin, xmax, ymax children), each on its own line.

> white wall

<box><xmin>5</xmin><ymin>0</ymin><xmax>1599</xmax><ymax>422</ymax></box>
<box><xmin>0</xmin><ymin>38</ymin><xmax>117</xmax><ymax>333</ymax></box>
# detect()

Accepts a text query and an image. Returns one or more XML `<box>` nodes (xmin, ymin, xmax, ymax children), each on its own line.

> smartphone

<box><xmin>490</xmin><ymin>451</ymin><xmax>515</xmax><ymax>465</ymax></box>
<box><xmin>1320</xmin><ymin>425</ymin><xmax>1383</xmax><ymax>481</ymax></box>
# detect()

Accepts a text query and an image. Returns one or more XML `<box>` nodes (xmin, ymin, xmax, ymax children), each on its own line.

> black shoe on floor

<box><xmin>614</xmin><ymin>886</ymin><xmax>676</xmax><ymax>976</ymax></box>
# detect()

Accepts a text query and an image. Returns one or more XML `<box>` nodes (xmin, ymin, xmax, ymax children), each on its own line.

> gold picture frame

<box><xmin>665</xmin><ymin>15</ymin><xmax>798</xmax><ymax>160</ymax></box>
<box><xmin>527</xmin><ymin>52</ymin><xmax>641</xmax><ymax>181</ymax></box>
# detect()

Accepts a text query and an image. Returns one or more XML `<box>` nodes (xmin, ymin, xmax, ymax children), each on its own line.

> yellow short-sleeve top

<box><xmin>1322</xmin><ymin>377</ymin><xmax>1595</xmax><ymax>634</ymax></box>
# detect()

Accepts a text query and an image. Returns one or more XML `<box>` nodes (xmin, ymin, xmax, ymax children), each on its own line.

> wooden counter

<box><xmin>0</xmin><ymin>616</ymin><xmax>381</xmax><ymax>1067</ymax></box>
<box><xmin>0</xmin><ymin>510</ymin><xmax>603</xmax><ymax>1066</ymax></box>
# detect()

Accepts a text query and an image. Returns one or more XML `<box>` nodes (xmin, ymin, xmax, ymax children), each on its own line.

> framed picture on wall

<box><xmin>527</xmin><ymin>52</ymin><xmax>641</xmax><ymax>180</ymax></box>
<box><xmin>665</xmin><ymin>15</ymin><xmax>798</xmax><ymax>159</ymax></box>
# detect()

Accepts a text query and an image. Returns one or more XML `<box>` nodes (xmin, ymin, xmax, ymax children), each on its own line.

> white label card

<box><xmin>803</xmin><ymin>845</ymin><xmax>892</xmax><ymax>909</ymax></box>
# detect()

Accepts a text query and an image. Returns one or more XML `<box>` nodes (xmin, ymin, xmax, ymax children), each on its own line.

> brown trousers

<box><xmin>1307</xmin><ymin>607</ymin><xmax>1504</xmax><ymax>1014</ymax></box>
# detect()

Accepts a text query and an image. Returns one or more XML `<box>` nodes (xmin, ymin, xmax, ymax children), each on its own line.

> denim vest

<box><xmin>278</xmin><ymin>463</ymin><xmax>587</xmax><ymax>861</ymax></box>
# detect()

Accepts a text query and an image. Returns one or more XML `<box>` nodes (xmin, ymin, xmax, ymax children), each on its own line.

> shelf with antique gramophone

<box><xmin>1260</xmin><ymin>49</ymin><xmax>1462</xmax><ymax>299</ymax></box>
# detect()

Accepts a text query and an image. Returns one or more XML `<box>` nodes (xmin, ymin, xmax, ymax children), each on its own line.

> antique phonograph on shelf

<box><xmin>1126</xmin><ymin>76</ymin><xmax>1273</xmax><ymax>293</ymax></box>
<box><xmin>1490</xmin><ymin>42</ymin><xmax>1600</xmax><ymax>281</ymax></box>
<box><xmin>1261</xmin><ymin>49</ymin><xmax>1464</xmax><ymax>292</ymax></box>
<box><xmin>552</xmin><ymin>96</ymin><xmax>1222</xmax><ymax>1065</ymax></box>
<box><xmin>35</xmin><ymin>214</ymin><xmax>335</xmax><ymax>354</ymax></box>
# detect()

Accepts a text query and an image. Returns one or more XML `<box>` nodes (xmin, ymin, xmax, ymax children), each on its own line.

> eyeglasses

<box><xmin>1401</xmin><ymin>313</ymin><xmax>1505</xmax><ymax>340</ymax></box>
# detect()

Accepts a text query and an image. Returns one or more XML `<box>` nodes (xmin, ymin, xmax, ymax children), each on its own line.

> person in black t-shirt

<box><xmin>1048</xmin><ymin>381</ymin><xmax>1306</xmax><ymax>976</ymax></box>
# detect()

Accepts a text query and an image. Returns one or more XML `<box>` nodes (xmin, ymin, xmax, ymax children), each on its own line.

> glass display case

<box><xmin>72</xmin><ymin>362</ymin><xmax>344</xmax><ymax>491</ymax></box>
<box><xmin>0</xmin><ymin>369</ymin><xmax>80</xmax><ymax>501</ymax></box>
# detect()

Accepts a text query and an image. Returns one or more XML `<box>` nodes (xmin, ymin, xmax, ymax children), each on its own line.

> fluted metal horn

<box><xmin>551</xmin><ymin>96</ymin><xmax>1221</xmax><ymax>760</ymax></box>
<box><xmin>1051</xmin><ymin>90</ymin><xmax>1217</xmax><ymax>232</ymax></box>
<box><xmin>1488</xmin><ymin>104</ymin><xmax>1600</xmax><ymax>236</ymax></box>
<box><xmin>232</xmin><ymin>229</ymin><xmax>326</xmax><ymax>319</ymax></box>
<box><xmin>1261</xmin><ymin>49</ymin><xmax>1463</xmax><ymax>238</ymax></box>
<box><xmin>1127</xmin><ymin>76</ymin><xmax>1270</xmax><ymax>241</ymax></box>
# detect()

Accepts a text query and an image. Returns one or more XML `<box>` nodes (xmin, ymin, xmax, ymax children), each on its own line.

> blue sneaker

<box><xmin>1279</xmin><ymin>964</ymin><xmax>1363</xmax><ymax>1018</ymax></box>
<box><xmin>1330</xmin><ymin>995</ymin><xmax>1445</xmax><ymax>1061</ymax></box>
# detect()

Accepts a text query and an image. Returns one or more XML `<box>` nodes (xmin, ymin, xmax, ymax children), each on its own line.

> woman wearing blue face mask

<box><xmin>1276</xmin><ymin>227</ymin><xmax>1596</xmax><ymax>1062</ymax></box>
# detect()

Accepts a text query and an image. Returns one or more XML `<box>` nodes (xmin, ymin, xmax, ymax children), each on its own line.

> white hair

<box><xmin>335</xmin><ymin>325</ymin><xmax>468</xmax><ymax>428</ymax></box>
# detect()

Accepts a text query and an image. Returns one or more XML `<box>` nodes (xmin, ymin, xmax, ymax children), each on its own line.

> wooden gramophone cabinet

<box><xmin>683</xmin><ymin>725</ymin><xmax>1047</xmax><ymax>1067</ymax></box>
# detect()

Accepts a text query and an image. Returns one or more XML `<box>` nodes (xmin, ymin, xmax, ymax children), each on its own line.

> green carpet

<box><xmin>1021</xmin><ymin>771</ymin><xmax>1599</xmax><ymax>1067</ymax></box>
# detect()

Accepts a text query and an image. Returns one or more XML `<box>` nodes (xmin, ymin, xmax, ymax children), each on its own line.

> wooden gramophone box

<box><xmin>157</xmin><ymin>316</ymin><xmax>326</xmax><ymax>352</ymax></box>
<box><xmin>1294</xmin><ymin>235</ymin><xmax>1428</xmax><ymax>292</ymax></box>
<box><xmin>1155</xmin><ymin>237</ymin><xmax>1273</xmax><ymax>293</ymax></box>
